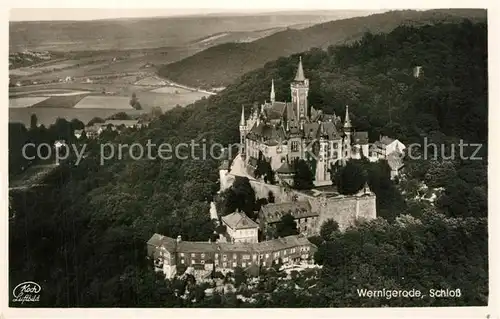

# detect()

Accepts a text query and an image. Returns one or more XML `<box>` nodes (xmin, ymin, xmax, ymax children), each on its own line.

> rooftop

<box><xmin>221</xmin><ymin>210</ymin><xmax>259</xmax><ymax>230</ymax></box>
<box><xmin>149</xmin><ymin>234</ymin><xmax>316</xmax><ymax>255</ymax></box>
<box><xmin>260</xmin><ymin>201</ymin><xmax>317</xmax><ymax>223</ymax></box>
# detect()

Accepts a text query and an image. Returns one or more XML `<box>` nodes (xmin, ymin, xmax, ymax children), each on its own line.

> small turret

<box><xmin>240</xmin><ymin>105</ymin><xmax>245</xmax><ymax>126</ymax></box>
<box><xmin>344</xmin><ymin>105</ymin><xmax>352</xmax><ymax>131</ymax></box>
<box><xmin>270</xmin><ymin>79</ymin><xmax>276</xmax><ymax>103</ymax></box>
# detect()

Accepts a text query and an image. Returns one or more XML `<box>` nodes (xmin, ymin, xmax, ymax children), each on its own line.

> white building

<box><xmin>221</xmin><ymin>210</ymin><xmax>259</xmax><ymax>243</ymax></box>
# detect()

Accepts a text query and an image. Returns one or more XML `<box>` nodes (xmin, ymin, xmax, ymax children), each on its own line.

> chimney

<box><xmin>176</xmin><ymin>235</ymin><xmax>182</xmax><ymax>243</ymax></box>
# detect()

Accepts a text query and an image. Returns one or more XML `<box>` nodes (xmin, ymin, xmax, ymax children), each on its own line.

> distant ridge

<box><xmin>158</xmin><ymin>9</ymin><xmax>487</xmax><ymax>89</ymax></box>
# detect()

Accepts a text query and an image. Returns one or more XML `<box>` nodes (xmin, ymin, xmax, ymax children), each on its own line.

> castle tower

<box><xmin>290</xmin><ymin>57</ymin><xmax>309</xmax><ymax>122</ymax></box>
<box><xmin>270</xmin><ymin>79</ymin><xmax>276</xmax><ymax>104</ymax></box>
<box><xmin>239</xmin><ymin>105</ymin><xmax>246</xmax><ymax>151</ymax></box>
<box><xmin>343</xmin><ymin>105</ymin><xmax>352</xmax><ymax>158</ymax></box>
<box><xmin>315</xmin><ymin>123</ymin><xmax>332</xmax><ymax>186</ymax></box>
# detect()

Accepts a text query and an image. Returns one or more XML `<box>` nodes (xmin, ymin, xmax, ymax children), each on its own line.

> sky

<box><xmin>9</xmin><ymin>8</ymin><xmax>391</xmax><ymax>21</ymax></box>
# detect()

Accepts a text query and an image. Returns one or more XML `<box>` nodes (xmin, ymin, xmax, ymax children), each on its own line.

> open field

<box><xmin>150</xmin><ymin>86</ymin><xmax>194</xmax><ymax>94</ymax></box>
<box><xmin>73</xmin><ymin>95</ymin><xmax>134</xmax><ymax>109</ymax></box>
<box><xmin>30</xmin><ymin>94</ymin><xmax>89</xmax><ymax>108</ymax></box>
<box><xmin>9</xmin><ymin>107</ymin><xmax>144</xmax><ymax>127</ymax></box>
<box><xmin>9</xmin><ymin>97</ymin><xmax>50</xmax><ymax>108</ymax></box>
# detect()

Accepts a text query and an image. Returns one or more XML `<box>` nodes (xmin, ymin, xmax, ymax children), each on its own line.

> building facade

<box><xmin>239</xmin><ymin>57</ymin><xmax>370</xmax><ymax>186</ymax></box>
<box><xmin>147</xmin><ymin>233</ymin><xmax>317</xmax><ymax>280</ymax></box>
<box><xmin>221</xmin><ymin>210</ymin><xmax>259</xmax><ymax>243</ymax></box>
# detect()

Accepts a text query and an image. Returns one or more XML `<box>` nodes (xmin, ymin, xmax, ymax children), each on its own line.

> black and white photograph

<box><xmin>4</xmin><ymin>2</ymin><xmax>494</xmax><ymax>317</ymax></box>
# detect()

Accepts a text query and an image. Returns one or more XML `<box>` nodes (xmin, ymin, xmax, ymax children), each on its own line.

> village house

<box><xmin>221</xmin><ymin>209</ymin><xmax>259</xmax><ymax>243</ymax></box>
<box><xmin>370</xmin><ymin>135</ymin><xmax>406</xmax><ymax>159</ymax></box>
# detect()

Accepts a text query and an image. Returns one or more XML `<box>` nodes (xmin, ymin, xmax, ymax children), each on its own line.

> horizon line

<box><xmin>9</xmin><ymin>8</ymin><xmax>402</xmax><ymax>22</ymax></box>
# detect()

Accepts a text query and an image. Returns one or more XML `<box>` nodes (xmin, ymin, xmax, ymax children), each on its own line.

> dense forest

<box><xmin>9</xmin><ymin>20</ymin><xmax>487</xmax><ymax>307</ymax></box>
<box><xmin>159</xmin><ymin>9</ymin><xmax>486</xmax><ymax>88</ymax></box>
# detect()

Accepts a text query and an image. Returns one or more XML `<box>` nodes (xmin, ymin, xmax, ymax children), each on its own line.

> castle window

<box><xmin>191</xmin><ymin>253</ymin><xmax>195</xmax><ymax>258</ymax></box>
<box><xmin>232</xmin><ymin>262</ymin><xmax>237</xmax><ymax>267</ymax></box>
<box><xmin>243</xmin><ymin>254</ymin><xmax>251</xmax><ymax>260</ymax></box>
<box><xmin>242</xmin><ymin>262</ymin><xmax>246</xmax><ymax>268</ymax></box>
<box><xmin>291</xmin><ymin>141</ymin><xmax>299</xmax><ymax>152</ymax></box>
<box><xmin>180</xmin><ymin>253</ymin><xmax>185</xmax><ymax>257</ymax></box>
<box><xmin>181</xmin><ymin>259</ymin><xmax>185</xmax><ymax>264</ymax></box>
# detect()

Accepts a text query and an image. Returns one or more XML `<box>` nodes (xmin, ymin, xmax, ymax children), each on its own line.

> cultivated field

<box><xmin>9</xmin><ymin>107</ymin><xmax>144</xmax><ymax>127</ymax></box>
<box><xmin>9</xmin><ymin>97</ymin><xmax>50</xmax><ymax>108</ymax></box>
<box><xmin>30</xmin><ymin>94</ymin><xmax>89</xmax><ymax>108</ymax></box>
<box><xmin>73</xmin><ymin>96</ymin><xmax>134</xmax><ymax>109</ymax></box>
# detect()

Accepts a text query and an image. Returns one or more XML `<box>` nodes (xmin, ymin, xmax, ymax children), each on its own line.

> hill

<box><xmin>9</xmin><ymin>21</ymin><xmax>487</xmax><ymax>307</ymax></box>
<box><xmin>9</xmin><ymin>11</ymin><xmax>373</xmax><ymax>52</ymax></box>
<box><xmin>158</xmin><ymin>9</ymin><xmax>486</xmax><ymax>89</ymax></box>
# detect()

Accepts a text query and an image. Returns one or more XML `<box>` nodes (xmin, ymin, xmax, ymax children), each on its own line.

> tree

<box><xmin>107</xmin><ymin>112</ymin><xmax>131</xmax><ymax>120</ymax></box>
<box><xmin>233</xmin><ymin>267</ymin><xmax>247</xmax><ymax>288</ymax></box>
<box><xmin>30</xmin><ymin>113</ymin><xmax>38</xmax><ymax>129</ymax></box>
<box><xmin>130</xmin><ymin>92</ymin><xmax>142</xmax><ymax>110</ymax></box>
<box><xmin>70</xmin><ymin>118</ymin><xmax>85</xmax><ymax>130</ymax></box>
<box><xmin>275</xmin><ymin>214</ymin><xmax>299</xmax><ymax>238</ymax></box>
<box><xmin>319</xmin><ymin>219</ymin><xmax>339</xmax><ymax>240</ymax></box>
<box><xmin>335</xmin><ymin>160</ymin><xmax>367</xmax><ymax>195</ymax></box>
<box><xmin>221</xmin><ymin>176</ymin><xmax>256</xmax><ymax>216</ymax></box>
<box><xmin>87</xmin><ymin>117</ymin><xmax>105</xmax><ymax>126</ymax></box>
<box><xmin>292</xmin><ymin>159</ymin><xmax>314</xmax><ymax>190</ymax></box>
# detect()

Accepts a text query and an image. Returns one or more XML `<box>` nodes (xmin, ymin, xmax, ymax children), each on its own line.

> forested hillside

<box><xmin>158</xmin><ymin>9</ymin><xmax>486</xmax><ymax>88</ymax></box>
<box><xmin>9</xmin><ymin>20</ymin><xmax>487</xmax><ymax>307</ymax></box>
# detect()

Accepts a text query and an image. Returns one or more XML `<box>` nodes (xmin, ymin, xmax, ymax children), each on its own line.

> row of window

<box><xmin>180</xmin><ymin>256</ymin><xmax>309</xmax><ymax>269</ymax></box>
<box><xmin>176</xmin><ymin>246</ymin><xmax>311</xmax><ymax>260</ymax></box>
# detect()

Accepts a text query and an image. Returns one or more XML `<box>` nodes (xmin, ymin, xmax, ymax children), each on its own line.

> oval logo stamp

<box><xmin>12</xmin><ymin>281</ymin><xmax>41</xmax><ymax>303</ymax></box>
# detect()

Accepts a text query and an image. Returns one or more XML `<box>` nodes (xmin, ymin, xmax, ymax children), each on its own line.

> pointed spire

<box><xmin>294</xmin><ymin>56</ymin><xmax>306</xmax><ymax>82</ymax></box>
<box><xmin>240</xmin><ymin>105</ymin><xmax>245</xmax><ymax>126</ymax></box>
<box><xmin>344</xmin><ymin>105</ymin><xmax>352</xmax><ymax>129</ymax></box>
<box><xmin>270</xmin><ymin>79</ymin><xmax>276</xmax><ymax>103</ymax></box>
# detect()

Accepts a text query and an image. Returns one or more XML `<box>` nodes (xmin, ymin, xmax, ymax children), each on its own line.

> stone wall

<box><xmin>248</xmin><ymin>179</ymin><xmax>377</xmax><ymax>232</ymax></box>
<box><xmin>219</xmin><ymin>170</ymin><xmax>377</xmax><ymax>233</ymax></box>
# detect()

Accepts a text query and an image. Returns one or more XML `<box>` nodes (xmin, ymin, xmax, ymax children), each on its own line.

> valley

<box><xmin>9</xmin><ymin>11</ymin><xmax>367</xmax><ymax>127</ymax></box>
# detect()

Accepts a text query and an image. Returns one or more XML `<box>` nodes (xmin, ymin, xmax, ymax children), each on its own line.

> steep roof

<box><xmin>260</xmin><ymin>201</ymin><xmax>317</xmax><ymax>223</ymax></box>
<box><xmin>303</xmin><ymin>120</ymin><xmax>339</xmax><ymax>140</ymax></box>
<box><xmin>276</xmin><ymin>162</ymin><xmax>294</xmax><ymax>174</ymax></box>
<box><xmin>247</xmin><ymin>122</ymin><xmax>286</xmax><ymax>146</ymax></box>
<box><xmin>147</xmin><ymin>233</ymin><xmax>177</xmax><ymax>252</ymax></box>
<box><xmin>222</xmin><ymin>211</ymin><xmax>259</xmax><ymax>230</ymax></box>
<box><xmin>263</xmin><ymin>101</ymin><xmax>288</xmax><ymax>120</ymax></box>
<box><xmin>294</xmin><ymin>57</ymin><xmax>306</xmax><ymax>82</ymax></box>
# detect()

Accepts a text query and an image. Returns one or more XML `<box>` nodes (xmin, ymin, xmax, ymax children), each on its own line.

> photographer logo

<box><xmin>12</xmin><ymin>281</ymin><xmax>41</xmax><ymax>303</ymax></box>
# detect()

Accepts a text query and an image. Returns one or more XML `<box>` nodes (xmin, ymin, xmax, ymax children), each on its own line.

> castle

<box><xmin>239</xmin><ymin>57</ymin><xmax>371</xmax><ymax>186</ymax></box>
<box><xmin>147</xmin><ymin>58</ymin><xmax>407</xmax><ymax>281</ymax></box>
